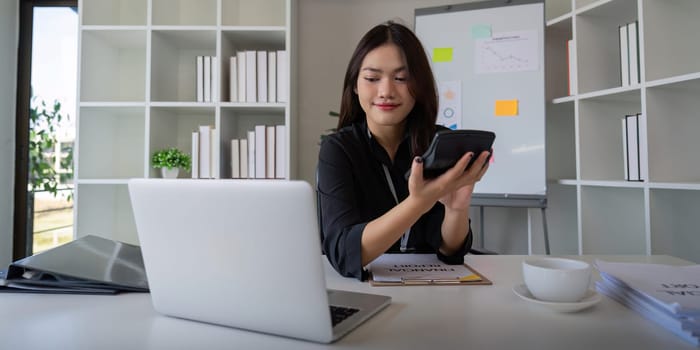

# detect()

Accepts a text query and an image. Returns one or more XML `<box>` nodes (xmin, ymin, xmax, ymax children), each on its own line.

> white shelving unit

<box><xmin>75</xmin><ymin>0</ymin><xmax>294</xmax><ymax>244</ymax></box>
<box><xmin>545</xmin><ymin>0</ymin><xmax>700</xmax><ymax>262</ymax></box>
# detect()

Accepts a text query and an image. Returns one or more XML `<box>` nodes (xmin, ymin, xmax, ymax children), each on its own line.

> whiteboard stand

<box><xmin>473</xmin><ymin>195</ymin><xmax>549</xmax><ymax>255</ymax></box>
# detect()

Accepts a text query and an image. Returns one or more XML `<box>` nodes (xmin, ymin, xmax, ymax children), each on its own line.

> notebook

<box><xmin>127</xmin><ymin>179</ymin><xmax>390</xmax><ymax>343</ymax></box>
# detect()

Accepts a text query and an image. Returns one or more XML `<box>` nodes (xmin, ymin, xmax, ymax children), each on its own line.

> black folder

<box><xmin>0</xmin><ymin>235</ymin><xmax>149</xmax><ymax>294</ymax></box>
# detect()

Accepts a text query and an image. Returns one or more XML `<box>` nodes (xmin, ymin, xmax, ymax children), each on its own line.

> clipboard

<box><xmin>367</xmin><ymin>254</ymin><xmax>493</xmax><ymax>286</ymax></box>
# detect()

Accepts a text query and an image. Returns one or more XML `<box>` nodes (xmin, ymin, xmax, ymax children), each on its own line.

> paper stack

<box><xmin>595</xmin><ymin>260</ymin><xmax>700</xmax><ymax>346</ymax></box>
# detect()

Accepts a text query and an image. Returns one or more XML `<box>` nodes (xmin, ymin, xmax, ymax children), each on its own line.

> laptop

<box><xmin>127</xmin><ymin>179</ymin><xmax>390</xmax><ymax>343</ymax></box>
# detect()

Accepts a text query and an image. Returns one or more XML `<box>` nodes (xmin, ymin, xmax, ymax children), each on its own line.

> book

<box><xmin>191</xmin><ymin>131</ymin><xmax>199</xmax><ymax>179</ymax></box>
<box><xmin>196</xmin><ymin>55</ymin><xmax>204</xmax><ymax>102</ymax></box>
<box><xmin>230</xmin><ymin>56</ymin><xmax>237</xmax><ymax>102</ymax></box>
<box><xmin>628</xmin><ymin>21</ymin><xmax>639</xmax><ymax>85</ymax></box>
<box><xmin>245</xmin><ymin>50</ymin><xmax>257</xmax><ymax>103</ymax></box>
<box><xmin>622</xmin><ymin>117</ymin><xmax>628</xmax><ymax>181</ymax></box>
<box><xmin>268</xmin><ymin>51</ymin><xmax>277</xmax><ymax>103</ymax></box>
<box><xmin>240</xmin><ymin>138</ymin><xmax>249</xmax><ymax>178</ymax></box>
<box><xmin>595</xmin><ymin>259</ymin><xmax>700</xmax><ymax>345</ymax></box>
<box><xmin>277</xmin><ymin>50</ymin><xmax>287</xmax><ymax>102</ymax></box>
<box><xmin>255</xmin><ymin>125</ymin><xmax>266</xmax><ymax>179</ymax></box>
<box><xmin>211</xmin><ymin>56</ymin><xmax>218</xmax><ymax>102</ymax></box>
<box><xmin>231</xmin><ymin>139</ymin><xmax>240</xmax><ymax>178</ymax></box>
<box><xmin>266</xmin><ymin>125</ymin><xmax>275</xmax><ymax>178</ymax></box>
<box><xmin>247</xmin><ymin>130</ymin><xmax>255</xmax><ymax>178</ymax></box>
<box><xmin>275</xmin><ymin>124</ymin><xmax>285</xmax><ymax>179</ymax></box>
<box><xmin>637</xmin><ymin>112</ymin><xmax>648</xmax><ymax>181</ymax></box>
<box><xmin>257</xmin><ymin>51</ymin><xmax>268</xmax><ymax>103</ymax></box>
<box><xmin>368</xmin><ymin>254</ymin><xmax>491</xmax><ymax>286</ymax></box>
<box><xmin>199</xmin><ymin>125</ymin><xmax>211</xmax><ymax>178</ymax></box>
<box><xmin>204</xmin><ymin>56</ymin><xmax>212</xmax><ymax>102</ymax></box>
<box><xmin>619</xmin><ymin>25</ymin><xmax>629</xmax><ymax>87</ymax></box>
<box><xmin>210</xmin><ymin>127</ymin><xmax>219</xmax><ymax>179</ymax></box>
<box><xmin>567</xmin><ymin>39</ymin><xmax>576</xmax><ymax>95</ymax></box>
<box><xmin>237</xmin><ymin>51</ymin><xmax>246</xmax><ymax>102</ymax></box>
<box><xmin>625</xmin><ymin>114</ymin><xmax>640</xmax><ymax>181</ymax></box>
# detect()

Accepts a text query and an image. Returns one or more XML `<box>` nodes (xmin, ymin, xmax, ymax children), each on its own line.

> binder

<box><xmin>0</xmin><ymin>235</ymin><xmax>149</xmax><ymax>294</ymax></box>
<box><xmin>368</xmin><ymin>254</ymin><xmax>492</xmax><ymax>286</ymax></box>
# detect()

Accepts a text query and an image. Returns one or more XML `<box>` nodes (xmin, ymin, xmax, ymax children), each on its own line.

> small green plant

<box><xmin>151</xmin><ymin>148</ymin><xmax>191</xmax><ymax>171</ymax></box>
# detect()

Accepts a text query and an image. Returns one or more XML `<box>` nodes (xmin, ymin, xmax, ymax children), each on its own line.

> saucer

<box><xmin>512</xmin><ymin>283</ymin><xmax>601</xmax><ymax>313</ymax></box>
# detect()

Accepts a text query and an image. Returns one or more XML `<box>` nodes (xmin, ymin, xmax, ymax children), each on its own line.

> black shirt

<box><xmin>317</xmin><ymin>121</ymin><xmax>472</xmax><ymax>280</ymax></box>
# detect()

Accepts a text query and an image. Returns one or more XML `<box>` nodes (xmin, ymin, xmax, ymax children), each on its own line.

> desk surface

<box><xmin>0</xmin><ymin>255</ymin><xmax>695</xmax><ymax>350</ymax></box>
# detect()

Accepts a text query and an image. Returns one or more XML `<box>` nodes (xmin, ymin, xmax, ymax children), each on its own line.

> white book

<box><xmin>230</xmin><ymin>139</ymin><xmax>240</xmax><ymax>178</ymax></box>
<box><xmin>622</xmin><ymin>118</ymin><xmax>628</xmax><ymax>181</ymax></box>
<box><xmin>204</xmin><ymin>56</ymin><xmax>212</xmax><ymax>102</ymax></box>
<box><xmin>628</xmin><ymin>22</ymin><xmax>639</xmax><ymax>85</ymax></box>
<box><xmin>240</xmin><ymin>139</ymin><xmax>249</xmax><ymax>178</ymax></box>
<box><xmin>196</xmin><ymin>56</ymin><xmax>204</xmax><ymax>102</ymax></box>
<box><xmin>637</xmin><ymin>113</ymin><xmax>648</xmax><ymax>181</ymax></box>
<box><xmin>268</xmin><ymin>51</ymin><xmax>277</xmax><ymax>103</ymax></box>
<box><xmin>619</xmin><ymin>25</ymin><xmax>629</xmax><ymax>87</ymax></box>
<box><xmin>257</xmin><ymin>51</ymin><xmax>268</xmax><ymax>103</ymax></box>
<box><xmin>255</xmin><ymin>125</ymin><xmax>266</xmax><ymax>179</ymax></box>
<box><xmin>276</xmin><ymin>50</ymin><xmax>287</xmax><ymax>103</ymax></box>
<box><xmin>237</xmin><ymin>51</ymin><xmax>246</xmax><ymax>102</ymax></box>
<box><xmin>229</xmin><ymin>56</ymin><xmax>238</xmax><ymax>102</ymax></box>
<box><xmin>245</xmin><ymin>50</ymin><xmax>257</xmax><ymax>103</ymax></box>
<box><xmin>275</xmin><ymin>124</ymin><xmax>286</xmax><ymax>179</ymax></box>
<box><xmin>191</xmin><ymin>132</ymin><xmax>200</xmax><ymax>178</ymax></box>
<box><xmin>626</xmin><ymin>114</ymin><xmax>640</xmax><ymax>181</ymax></box>
<box><xmin>596</xmin><ymin>260</ymin><xmax>700</xmax><ymax>317</ymax></box>
<box><xmin>211</xmin><ymin>56</ymin><xmax>218</xmax><ymax>102</ymax></box>
<box><xmin>567</xmin><ymin>39</ymin><xmax>576</xmax><ymax>96</ymax></box>
<box><xmin>266</xmin><ymin>125</ymin><xmax>275</xmax><ymax>178</ymax></box>
<box><xmin>210</xmin><ymin>128</ymin><xmax>219</xmax><ymax>179</ymax></box>
<box><xmin>199</xmin><ymin>125</ymin><xmax>211</xmax><ymax>178</ymax></box>
<box><xmin>247</xmin><ymin>130</ymin><xmax>255</xmax><ymax>178</ymax></box>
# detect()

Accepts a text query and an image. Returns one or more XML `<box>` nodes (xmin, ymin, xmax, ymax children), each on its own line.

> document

<box><xmin>368</xmin><ymin>254</ymin><xmax>491</xmax><ymax>286</ymax></box>
<box><xmin>595</xmin><ymin>260</ymin><xmax>700</xmax><ymax>346</ymax></box>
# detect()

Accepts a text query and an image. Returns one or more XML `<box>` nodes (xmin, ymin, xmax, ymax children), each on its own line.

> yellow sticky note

<box><xmin>495</xmin><ymin>99</ymin><xmax>518</xmax><ymax>116</ymax></box>
<box><xmin>432</xmin><ymin>48</ymin><xmax>453</xmax><ymax>63</ymax></box>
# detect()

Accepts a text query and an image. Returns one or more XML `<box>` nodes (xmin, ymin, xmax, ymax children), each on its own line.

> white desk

<box><xmin>0</xmin><ymin>255</ymin><xmax>695</xmax><ymax>350</ymax></box>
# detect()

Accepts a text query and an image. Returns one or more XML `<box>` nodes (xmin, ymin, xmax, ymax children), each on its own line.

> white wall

<box><xmin>0</xmin><ymin>1</ymin><xmax>18</xmax><ymax>267</ymax></box>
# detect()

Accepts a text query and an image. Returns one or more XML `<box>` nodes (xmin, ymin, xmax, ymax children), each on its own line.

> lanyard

<box><xmin>382</xmin><ymin>164</ymin><xmax>411</xmax><ymax>252</ymax></box>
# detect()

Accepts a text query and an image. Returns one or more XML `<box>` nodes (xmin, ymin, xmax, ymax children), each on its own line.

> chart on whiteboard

<box><xmin>475</xmin><ymin>30</ymin><xmax>538</xmax><ymax>74</ymax></box>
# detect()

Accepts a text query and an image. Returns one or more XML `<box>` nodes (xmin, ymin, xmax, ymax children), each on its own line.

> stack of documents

<box><xmin>595</xmin><ymin>260</ymin><xmax>700</xmax><ymax>346</ymax></box>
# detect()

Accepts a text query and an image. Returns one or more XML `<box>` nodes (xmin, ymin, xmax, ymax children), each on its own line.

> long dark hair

<box><xmin>337</xmin><ymin>21</ymin><xmax>438</xmax><ymax>157</ymax></box>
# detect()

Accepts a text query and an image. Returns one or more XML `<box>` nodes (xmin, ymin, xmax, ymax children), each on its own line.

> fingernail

<box><xmin>415</xmin><ymin>156</ymin><xmax>423</xmax><ymax>163</ymax></box>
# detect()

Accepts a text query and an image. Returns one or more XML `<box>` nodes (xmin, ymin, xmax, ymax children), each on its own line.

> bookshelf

<box><xmin>545</xmin><ymin>0</ymin><xmax>700</xmax><ymax>262</ymax></box>
<box><xmin>75</xmin><ymin>0</ymin><xmax>294</xmax><ymax>244</ymax></box>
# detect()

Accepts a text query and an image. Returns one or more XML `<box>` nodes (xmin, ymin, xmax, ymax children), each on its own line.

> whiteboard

<box><xmin>415</xmin><ymin>0</ymin><xmax>546</xmax><ymax>201</ymax></box>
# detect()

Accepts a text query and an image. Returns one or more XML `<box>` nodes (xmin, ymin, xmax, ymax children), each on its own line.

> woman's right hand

<box><xmin>407</xmin><ymin>151</ymin><xmax>490</xmax><ymax>212</ymax></box>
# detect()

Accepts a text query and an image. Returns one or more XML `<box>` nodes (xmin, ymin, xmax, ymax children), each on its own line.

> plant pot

<box><xmin>161</xmin><ymin>167</ymin><xmax>179</xmax><ymax>179</ymax></box>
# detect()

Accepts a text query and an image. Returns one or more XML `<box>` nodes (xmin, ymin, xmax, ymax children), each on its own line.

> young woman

<box><xmin>317</xmin><ymin>21</ymin><xmax>491</xmax><ymax>280</ymax></box>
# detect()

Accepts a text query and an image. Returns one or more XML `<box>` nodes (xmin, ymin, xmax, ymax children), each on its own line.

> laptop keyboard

<box><xmin>330</xmin><ymin>305</ymin><xmax>360</xmax><ymax>327</ymax></box>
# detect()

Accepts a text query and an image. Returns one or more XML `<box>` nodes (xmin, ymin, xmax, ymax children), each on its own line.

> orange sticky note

<box><xmin>495</xmin><ymin>99</ymin><xmax>518</xmax><ymax>116</ymax></box>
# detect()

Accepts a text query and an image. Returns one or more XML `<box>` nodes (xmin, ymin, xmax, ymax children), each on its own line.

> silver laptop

<box><xmin>127</xmin><ymin>179</ymin><xmax>390</xmax><ymax>343</ymax></box>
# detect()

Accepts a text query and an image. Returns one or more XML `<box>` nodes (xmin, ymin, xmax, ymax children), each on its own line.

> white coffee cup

<box><xmin>522</xmin><ymin>257</ymin><xmax>592</xmax><ymax>303</ymax></box>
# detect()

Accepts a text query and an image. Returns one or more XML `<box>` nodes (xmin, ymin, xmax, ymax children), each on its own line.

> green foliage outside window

<box><xmin>29</xmin><ymin>97</ymin><xmax>73</xmax><ymax>199</ymax></box>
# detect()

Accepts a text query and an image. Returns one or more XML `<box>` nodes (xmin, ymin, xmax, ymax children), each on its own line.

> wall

<box><xmin>0</xmin><ymin>1</ymin><xmax>18</xmax><ymax>267</ymax></box>
<box><xmin>296</xmin><ymin>0</ymin><xmax>549</xmax><ymax>254</ymax></box>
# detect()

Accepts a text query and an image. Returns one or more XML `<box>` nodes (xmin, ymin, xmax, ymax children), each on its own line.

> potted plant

<box><xmin>151</xmin><ymin>148</ymin><xmax>191</xmax><ymax>179</ymax></box>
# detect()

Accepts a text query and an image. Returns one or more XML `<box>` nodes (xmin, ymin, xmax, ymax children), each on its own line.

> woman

<box><xmin>317</xmin><ymin>21</ymin><xmax>490</xmax><ymax>280</ymax></box>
